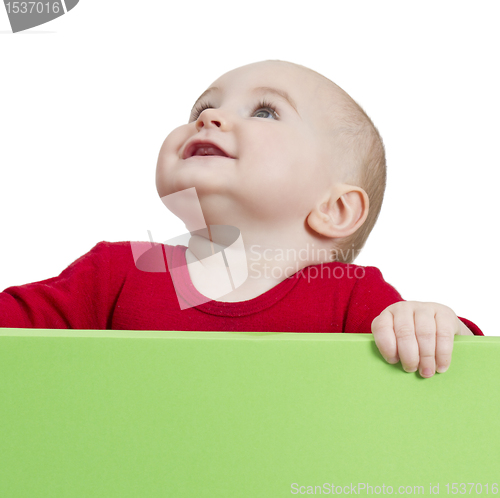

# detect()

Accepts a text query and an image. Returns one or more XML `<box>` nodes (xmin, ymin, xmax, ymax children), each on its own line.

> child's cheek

<box><xmin>155</xmin><ymin>126</ymin><xmax>191</xmax><ymax>197</ymax></box>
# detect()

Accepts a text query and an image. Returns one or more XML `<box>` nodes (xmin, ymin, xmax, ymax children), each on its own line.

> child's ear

<box><xmin>307</xmin><ymin>185</ymin><xmax>369</xmax><ymax>239</ymax></box>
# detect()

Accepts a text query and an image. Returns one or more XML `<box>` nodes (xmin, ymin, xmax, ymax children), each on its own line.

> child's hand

<box><xmin>371</xmin><ymin>301</ymin><xmax>473</xmax><ymax>377</ymax></box>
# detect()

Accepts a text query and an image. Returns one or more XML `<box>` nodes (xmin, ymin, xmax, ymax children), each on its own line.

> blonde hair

<box><xmin>327</xmin><ymin>95</ymin><xmax>387</xmax><ymax>264</ymax></box>
<box><xmin>271</xmin><ymin>60</ymin><xmax>387</xmax><ymax>264</ymax></box>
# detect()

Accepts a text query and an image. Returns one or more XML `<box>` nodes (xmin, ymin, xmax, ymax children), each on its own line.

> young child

<box><xmin>0</xmin><ymin>59</ymin><xmax>483</xmax><ymax>379</ymax></box>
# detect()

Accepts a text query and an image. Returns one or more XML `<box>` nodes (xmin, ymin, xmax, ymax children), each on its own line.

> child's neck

<box><xmin>184</xmin><ymin>227</ymin><xmax>332</xmax><ymax>303</ymax></box>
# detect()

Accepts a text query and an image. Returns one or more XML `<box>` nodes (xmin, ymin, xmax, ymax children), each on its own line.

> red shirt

<box><xmin>0</xmin><ymin>241</ymin><xmax>484</xmax><ymax>335</ymax></box>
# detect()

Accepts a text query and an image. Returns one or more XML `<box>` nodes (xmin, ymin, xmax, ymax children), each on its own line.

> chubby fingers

<box><xmin>372</xmin><ymin>302</ymin><xmax>436</xmax><ymax>375</ymax></box>
<box><xmin>415</xmin><ymin>304</ymin><xmax>460</xmax><ymax>375</ymax></box>
<box><xmin>372</xmin><ymin>303</ymin><xmax>425</xmax><ymax>374</ymax></box>
<box><xmin>389</xmin><ymin>302</ymin><xmax>424</xmax><ymax>374</ymax></box>
<box><xmin>413</xmin><ymin>305</ymin><xmax>438</xmax><ymax>377</ymax></box>
<box><xmin>371</xmin><ymin>307</ymin><xmax>400</xmax><ymax>364</ymax></box>
<box><xmin>434</xmin><ymin>306</ymin><xmax>461</xmax><ymax>373</ymax></box>
<box><xmin>372</xmin><ymin>303</ymin><xmax>423</xmax><ymax>371</ymax></box>
<box><xmin>372</xmin><ymin>302</ymin><xmax>460</xmax><ymax>378</ymax></box>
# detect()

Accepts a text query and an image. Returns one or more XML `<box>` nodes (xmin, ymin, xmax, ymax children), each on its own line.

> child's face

<box><xmin>156</xmin><ymin>61</ymin><xmax>341</xmax><ymax>227</ymax></box>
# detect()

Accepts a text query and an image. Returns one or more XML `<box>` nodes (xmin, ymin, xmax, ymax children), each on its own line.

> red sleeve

<box><xmin>457</xmin><ymin>316</ymin><xmax>484</xmax><ymax>336</ymax></box>
<box><xmin>0</xmin><ymin>241</ymin><xmax>116</xmax><ymax>329</ymax></box>
<box><xmin>344</xmin><ymin>266</ymin><xmax>404</xmax><ymax>334</ymax></box>
<box><xmin>343</xmin><ymin>266</ymin><xmax>484</xmax><ymax>336</ymax></box>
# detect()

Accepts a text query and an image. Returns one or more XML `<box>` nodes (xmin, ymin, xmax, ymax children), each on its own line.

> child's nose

<box><xmin>196</xmin><ymin>111</ymin><xmax>224</xmax><ymax>130</ymax></box>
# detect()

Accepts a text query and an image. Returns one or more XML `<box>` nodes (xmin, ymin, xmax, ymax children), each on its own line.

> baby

<box><xmin>0</xmin><ymin>59</ymin><xmax>483</xmax><ymax>377</ymax></box>
<box><xmin>156</xmin><ymin>59</ymin><xmax>483</xmax><ymax>374</ymax></box>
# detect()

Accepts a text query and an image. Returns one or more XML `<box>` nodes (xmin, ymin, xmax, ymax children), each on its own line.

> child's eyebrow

<box><xmin>192</xmin><ymin>86</ymin><xmax>299</xmax><ymax>115</ymax></box>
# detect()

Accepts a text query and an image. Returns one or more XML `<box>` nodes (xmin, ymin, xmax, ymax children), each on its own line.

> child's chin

<box><xmin>174</xmin><ymin>170</ymin><xmax>232</xmax><ymax>192</ymax></box>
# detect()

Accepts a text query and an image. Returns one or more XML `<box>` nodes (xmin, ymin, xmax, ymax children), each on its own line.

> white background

<box><xmin>0</xmin><ymin>1</ymin><xmax>498</xmax><ymax>335</ymax></box>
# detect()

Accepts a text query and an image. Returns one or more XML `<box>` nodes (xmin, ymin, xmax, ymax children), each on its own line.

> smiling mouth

<box><xmin>186</xmin><ymin>155</ymin><xmax>233</xmax><ymax>159</ymax></box>
<box><xmin>191</xmin><ymin>145</ymin><xmax>228</xmax><ymax>157</ymax></box>
<box><xmin>184</xmin><ymin>142</ymin><xmax>235</xmax><ymax>159</ymax></box>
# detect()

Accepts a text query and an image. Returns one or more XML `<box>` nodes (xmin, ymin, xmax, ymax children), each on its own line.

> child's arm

<box><xmin>371</xmin><ymin>301</ymin><xmax>479</xmax><ymax>378</ymax></box>
<box><xmin>342</xmin><ymin>266</ymin><xmax>483</xmax><ymax>376</ymax></box>
<box><xmin>0</xmin><ymin>241</ymin><xmax>122</xmax><ymax>329</ymax></box>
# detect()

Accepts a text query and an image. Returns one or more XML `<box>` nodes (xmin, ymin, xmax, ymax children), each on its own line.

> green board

<box><xmin>0</xmin><ymin>329</ymin><xmax>498</xmax><ymax>497</ymax></box>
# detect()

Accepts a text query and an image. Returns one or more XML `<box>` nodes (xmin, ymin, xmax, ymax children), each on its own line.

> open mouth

<box><xmin>183</xmin><ymin>141</ymin><xmax>234</xmax><ymax>159</ymax></box>
<box><xmin>190</xmin><ymin>145</ymin><xmax>228</xmax><ymax>157</ymax></box>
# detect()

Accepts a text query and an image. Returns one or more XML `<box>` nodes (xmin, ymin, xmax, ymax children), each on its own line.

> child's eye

<box><xmin>251</xmin><ymin>100</ymin><xmax>279</xmax><ymax>120</ymax></box>
<box><xmin>189</xmin><ymin>99</ymin><xmax>279</xmax><ymax>122</ymax></box>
